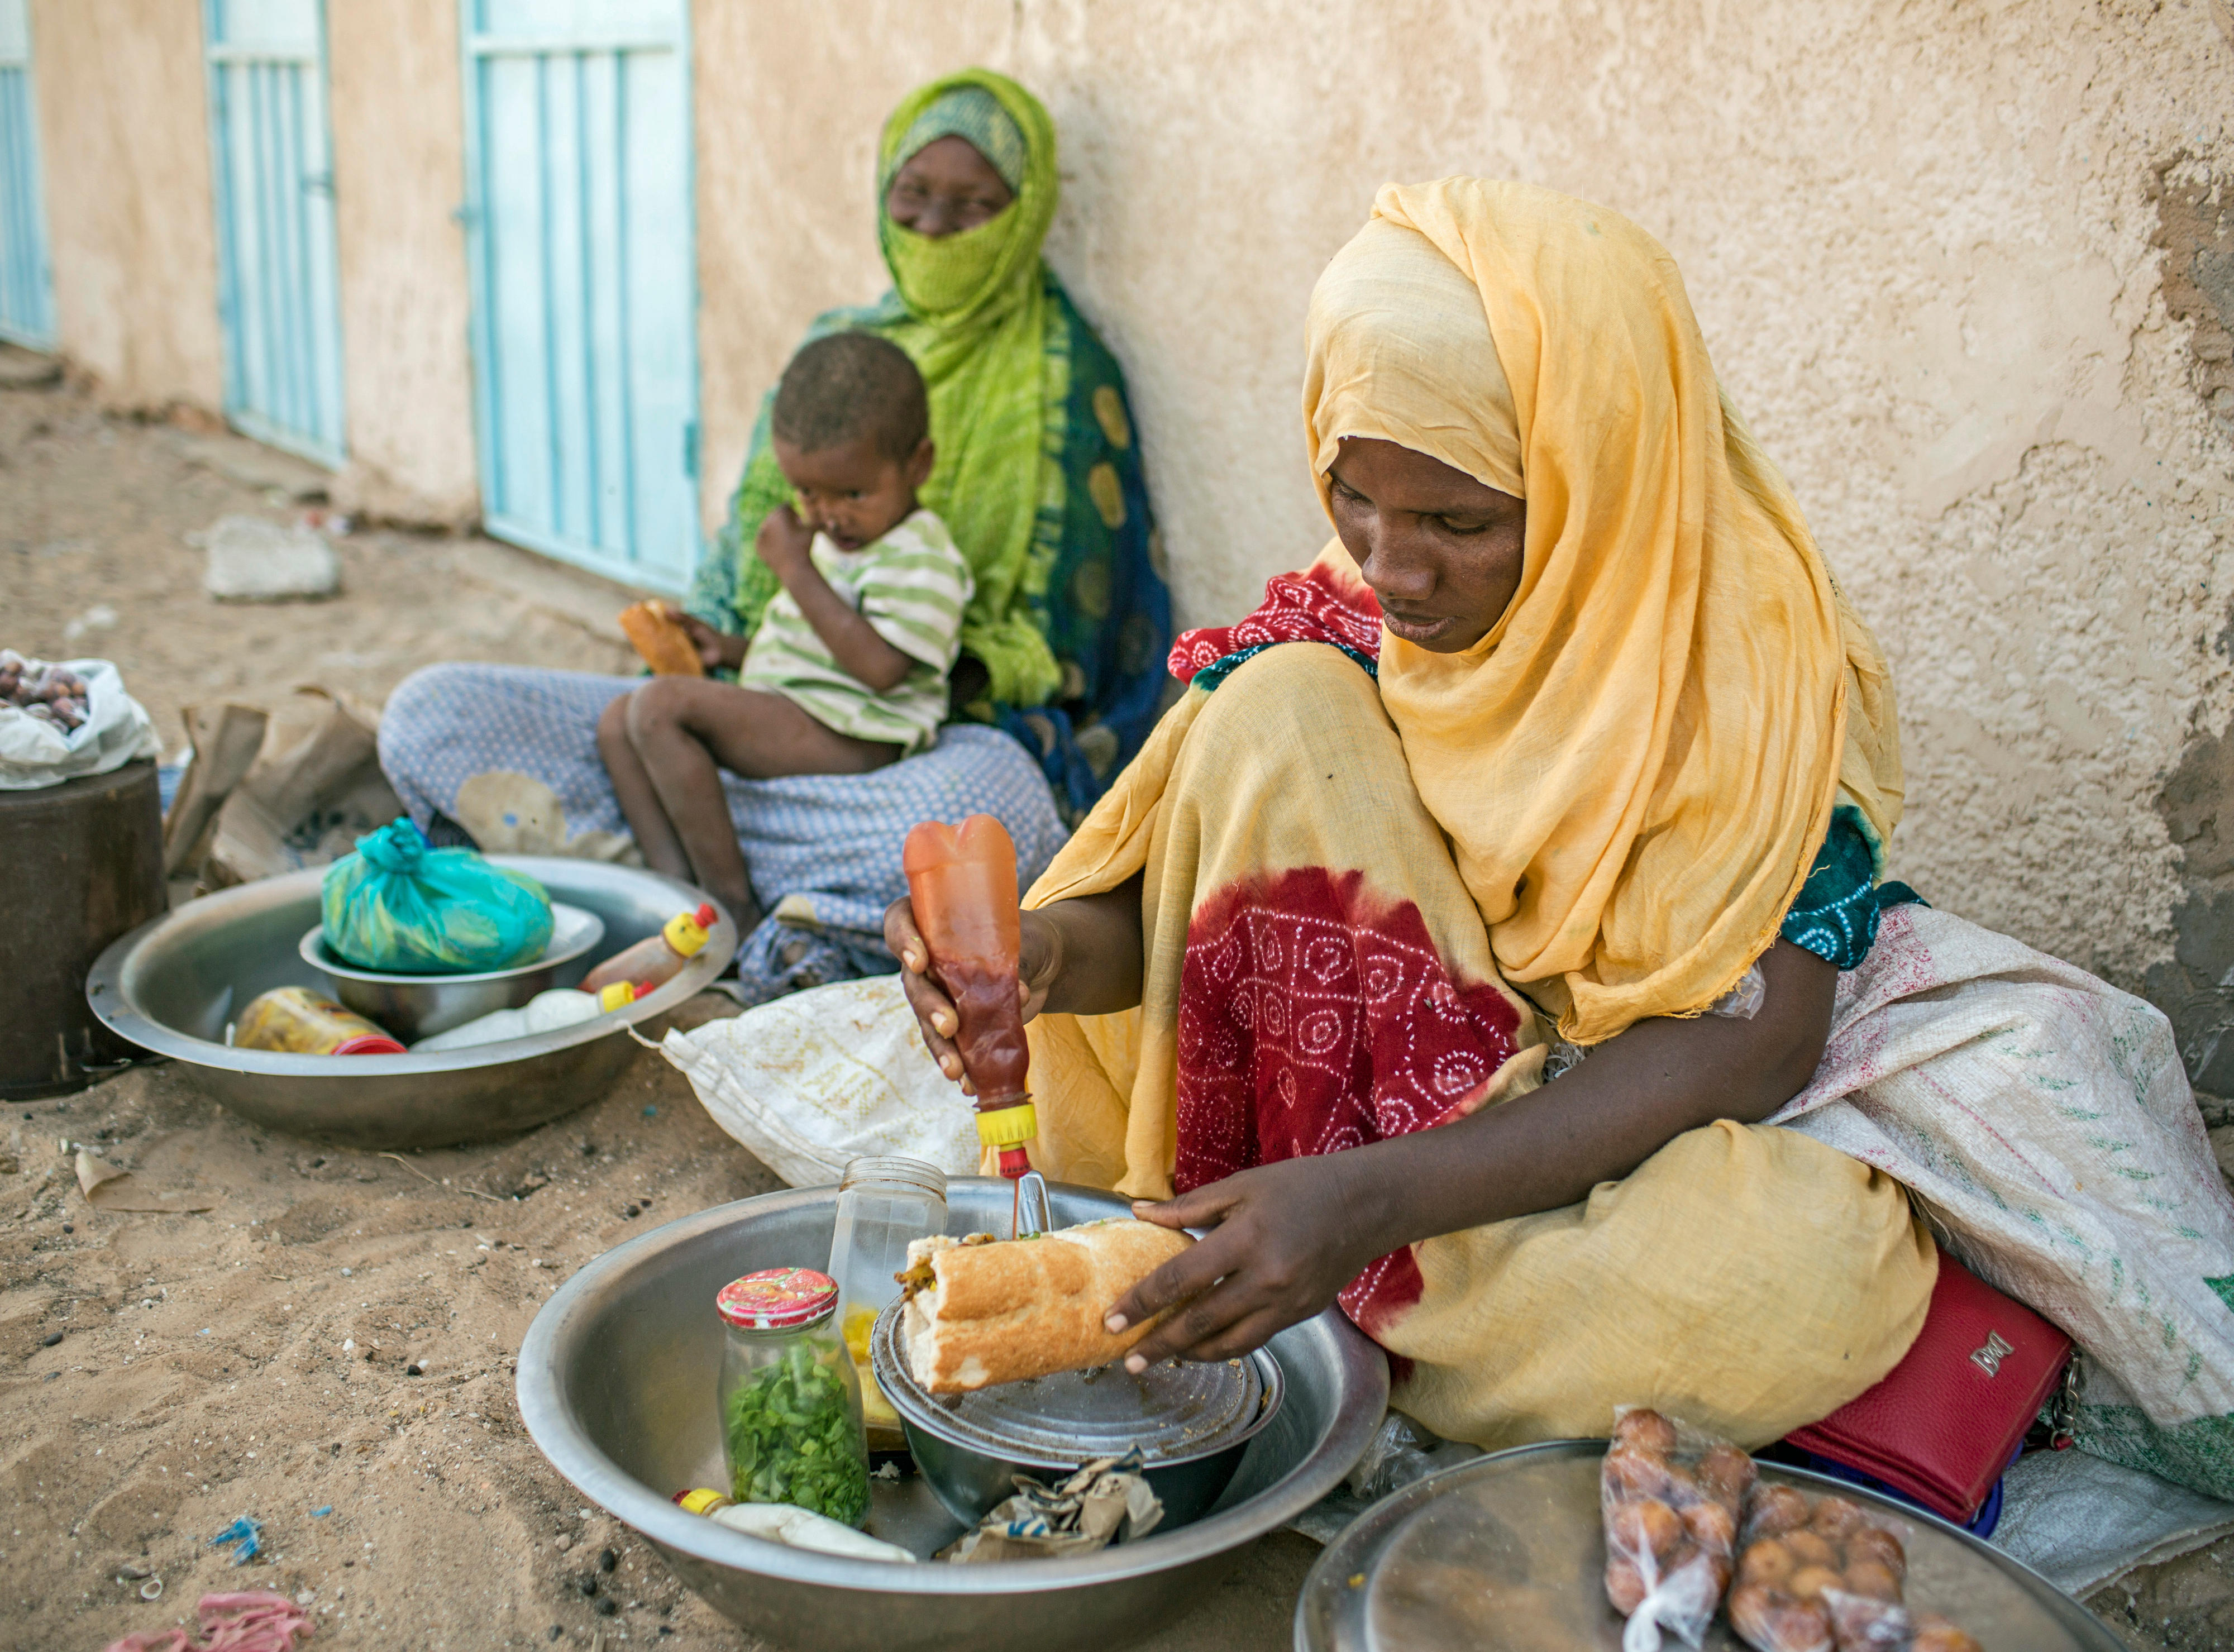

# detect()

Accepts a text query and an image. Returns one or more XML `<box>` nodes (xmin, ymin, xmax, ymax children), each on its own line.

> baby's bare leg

<box><xmin>597</xmin><ymin>690</ymin><xmax>691</xmax><ymax>882</ymax></box>
<box><xmin>623</xmin><ymin>677</ymin><xmax>900</xmax><ymax>927</ymax></box>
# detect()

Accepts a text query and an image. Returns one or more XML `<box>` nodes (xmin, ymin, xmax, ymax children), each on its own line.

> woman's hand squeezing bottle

<box><xmin>884</xmin><ymin>895</ymin><xmax>1061</xmax><ymax>1095</ymax></box>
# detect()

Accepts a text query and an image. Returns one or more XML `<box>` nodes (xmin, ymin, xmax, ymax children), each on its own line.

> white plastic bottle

<box><xmin>412</xmin><ymin>985</ymin><xmax>633</xmax><ymax>1052</ymax></box>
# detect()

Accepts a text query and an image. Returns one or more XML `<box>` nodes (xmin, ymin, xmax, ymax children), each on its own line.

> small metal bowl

<box><xmin>869</xmin><ymin>1297</ymin><xmax>1284</xmax><ymax>1530</ymax></box>
<box><xmin>298</xmin><ymin>901</ymin><xmax>607</xmax><ymax>1040</ymax></box>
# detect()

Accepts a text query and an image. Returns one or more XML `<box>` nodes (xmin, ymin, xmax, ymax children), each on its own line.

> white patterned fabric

<box><xmin>376</xmin><ymin>663</ymin><xmax>1067</xmax><ymax>1004</ymax></box>
<box><xmin>658</xmin><ymin>977</ymin><xmax>983</xmax><ymax>1186</ymax></box>
<box><xmin>1774</xmin><ymin>902</ymin><xmax>2234</xmax><ymax>1500</ymax></box>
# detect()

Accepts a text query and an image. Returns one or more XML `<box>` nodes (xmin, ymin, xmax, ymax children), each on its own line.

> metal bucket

<box><xmin>1</xmin><ymin>760</ymin><xmax>165</xmax><ymax>1099</ymax></box>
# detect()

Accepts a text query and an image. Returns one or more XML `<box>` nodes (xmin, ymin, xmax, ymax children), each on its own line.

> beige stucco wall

<box><xmin>31</xmin><ymin>0</ymin><xmax>222</xmax><ymax>410</ymax></box>
<box><xmin>27</xmin><ymin>2</ymin><xmax>2234</xmax><ymax>1076</ymax></box>
<box><xmin>325</xmin><ymin>0</ymin><xmax>479</xmax><ymax>524</ymax></box>
<box><xmin>697</xmin><ymin>0</ymin><xmax>2234</xmax><ymax>1073</ymax></box>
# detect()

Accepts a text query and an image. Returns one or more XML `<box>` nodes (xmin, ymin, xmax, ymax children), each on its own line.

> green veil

<box><xmin>693</xmin><ymin>70</ymin><xmax>1068</xmax><ymax>708</ymax></box>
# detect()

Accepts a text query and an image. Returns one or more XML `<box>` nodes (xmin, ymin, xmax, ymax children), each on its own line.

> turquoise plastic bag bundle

<box><xmin>321</xmin><ymin>817</ymin><xmax>554</xmax><ymax>974</ymax></box>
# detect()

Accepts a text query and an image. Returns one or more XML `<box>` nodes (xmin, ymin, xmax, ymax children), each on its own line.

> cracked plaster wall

<box><xmin>699</xmin><ymin>0</ymin><xmax>2234</xmax><ymax>1083</ymax></box>
<box><xmin>27</xmin><ymin>1</ymin><xmax>2234</xmax><ymax>1085</ymax></box>
<box><xmin>29</xmin><ymin>0</ymin><xmax>223</xmax><ymax>410</ymax></box>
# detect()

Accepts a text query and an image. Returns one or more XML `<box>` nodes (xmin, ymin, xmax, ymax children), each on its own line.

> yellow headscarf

<box><xmin>1306</xmin><ymin>180</ymin><xmax>1903</xmax><ymax>1044</ymax></box>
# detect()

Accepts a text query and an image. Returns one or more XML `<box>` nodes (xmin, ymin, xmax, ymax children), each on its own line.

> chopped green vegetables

<box><xmin>724</xmin><ymin>1338</ymin><xmax>868</xmax><ymax>1526</ymax></box>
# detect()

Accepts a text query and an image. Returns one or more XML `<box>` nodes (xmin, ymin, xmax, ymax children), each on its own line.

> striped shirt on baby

<box><xmin>738</xmin><ymin>508</ymin><xmax>972</xmax><ymax>755</ymax></box>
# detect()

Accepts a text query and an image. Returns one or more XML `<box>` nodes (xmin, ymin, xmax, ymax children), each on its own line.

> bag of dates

<box><xmin>1730</xmin><ymin>1482</ymin><xmax>1982</xmax><ymax>1652</ymax></box>
<box><xmin>1601</xmin><ymin>1407</ymin><xmax>1756</xmax><ymax>1650</ymax></box>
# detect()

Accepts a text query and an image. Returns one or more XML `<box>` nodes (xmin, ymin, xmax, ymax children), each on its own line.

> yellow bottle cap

<box><xmin>974</xmin><ymin>1101</ymin><xmax>1037</xmax><ymax>1148</ymax></box>
<box><xmin>596</xmin><ymin>981</ymin><xmax>638</xmax><ymax>1012</ymax></box>
<box><xmin>663</xmin><ymin>902</ymin><xmax>716</xmax><ymax>958</ymax></box>
<box><xmin>672</xmin><ymin>1487</ymin><xmax>732</xmax><ymax>1516</ymax></box>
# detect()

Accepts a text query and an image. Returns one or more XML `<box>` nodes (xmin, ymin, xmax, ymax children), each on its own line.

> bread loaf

<box><xmin>618</xmin><ymin>601</ymin><xmax>705</xmax><ymax>676</ymax></box>
<box><xmin>900</xmin><ymin>1219</ymin><xmax>1194</xmax><ymax>1393</ymax></box>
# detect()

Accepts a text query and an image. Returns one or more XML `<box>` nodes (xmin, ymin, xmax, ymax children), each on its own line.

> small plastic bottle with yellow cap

<box><xmin>582</xmin><ymin>901</ymin><xmax>718</xmax><ymax>997</ymax></box>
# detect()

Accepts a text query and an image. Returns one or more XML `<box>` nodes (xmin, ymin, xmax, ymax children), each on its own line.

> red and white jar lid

<box><xmin>715</xmin><ymin>1267</ymin><xmax>839</xmax><ymax>1331</ymax></box>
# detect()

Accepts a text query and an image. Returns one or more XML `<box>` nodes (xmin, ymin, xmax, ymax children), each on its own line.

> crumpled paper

<box><xmin>944</xmin><ymin>1452</ymin><xmax>1165</xmax><ymax>1563</ymax></box>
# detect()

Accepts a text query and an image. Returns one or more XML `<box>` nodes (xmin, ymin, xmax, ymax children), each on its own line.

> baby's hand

<box><xmin>669</xmin><ymin>608</ymin><xmax>745</xmax><ymax>672</ymax></box>
<box><xmin>754</xmin><ymin>505</ymin><xmax>817</xmax><ymax>583</ymax></box>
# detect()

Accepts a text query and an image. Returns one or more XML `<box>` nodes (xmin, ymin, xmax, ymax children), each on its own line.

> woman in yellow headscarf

<box><xmin>891</xmin><ymin>179</ymin><xmax>1938</xmax><ymax>1447</ymax></box>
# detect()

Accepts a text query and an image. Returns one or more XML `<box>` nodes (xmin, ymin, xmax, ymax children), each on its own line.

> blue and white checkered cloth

<box><xmin>376</xmin><ymin>664</ymin><xmax>1068</xmax><ymax>1005</ymax></box>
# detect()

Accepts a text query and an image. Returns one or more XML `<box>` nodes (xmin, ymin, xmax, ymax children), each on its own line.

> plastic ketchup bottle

<box><xmin>902</xmin><ymin>815</ymin><xmax>1034</xmax><ymax>1180</ymax></box>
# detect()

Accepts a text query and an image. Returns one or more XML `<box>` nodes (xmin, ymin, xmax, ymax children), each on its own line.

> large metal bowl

<box><xmin>518</xmin><ymin>1179</ymin><xmax>1389</xmax><ymax>1652</ymax></box>
<box><xmin>85</xmin><ymin>857</ymin><xmax>737</xmax><ymax>1148</ymax></box>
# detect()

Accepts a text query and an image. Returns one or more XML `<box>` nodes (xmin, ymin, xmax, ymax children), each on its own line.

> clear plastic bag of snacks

<box><xmin>1729</xmin><ymin>1483</ymin><xmax>1983</xmax><ymax>1652</ymax></box>
<box><xmin>1600</xmin><ymin>1407</ymin><xmax>1756</xmax><ymax>1650</ymax></box>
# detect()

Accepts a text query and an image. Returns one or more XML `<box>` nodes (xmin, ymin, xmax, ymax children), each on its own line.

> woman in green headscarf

<box><xmin>682</xmin><ymin>68</ymin><xmax>1171</xmax><ymax>817</ymax></box>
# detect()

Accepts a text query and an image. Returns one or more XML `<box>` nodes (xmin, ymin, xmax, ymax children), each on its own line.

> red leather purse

<box><xmin>1783</xmin><ymin>1252</ymin><xmax>2073</xmax><ymax>1524</ymax></box>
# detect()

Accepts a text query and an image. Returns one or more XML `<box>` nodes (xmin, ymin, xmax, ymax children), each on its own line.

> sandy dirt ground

<box><xmin>1</xmin><ymin>357</ymin><xmax>2225</xmax><ymax>1649</ymax></box>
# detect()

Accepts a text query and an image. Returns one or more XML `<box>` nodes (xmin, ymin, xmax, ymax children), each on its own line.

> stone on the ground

<box><xmin>197</xmin><ymin>513</ymin><xmax>341</xmax><ymax>602</ymax></box>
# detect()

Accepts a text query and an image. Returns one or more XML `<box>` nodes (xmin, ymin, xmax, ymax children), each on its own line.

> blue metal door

<box><xmin>0</xmin><ymin>0</ymin><xmax>55</xmax><ymax>349</ymax></box>
<box><xmin>204</xmin><ymin>0</ymin><xmax>349</xmax><ymax>466</ymax></box>
<box><xmin>459</xmin><ymin>0</ymin><xmax>699</xmax><ymax>593</ymax></box>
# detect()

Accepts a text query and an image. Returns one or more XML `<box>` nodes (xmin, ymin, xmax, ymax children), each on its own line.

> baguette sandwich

<box><xmin>897</xmin><ymin>1219</ymin><xmax>1194</xmax><ymax>1393</ymax></box>
<box><xmin>617</xmin><ymin>600</ymin><xmax>706</xmax><ymax>677</ymax></box>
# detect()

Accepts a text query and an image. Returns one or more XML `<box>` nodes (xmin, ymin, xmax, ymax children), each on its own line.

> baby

<box><xmin>598</xmin><ymin>332</ymin><xmax>971</xmax><ymax>928</ymax></box>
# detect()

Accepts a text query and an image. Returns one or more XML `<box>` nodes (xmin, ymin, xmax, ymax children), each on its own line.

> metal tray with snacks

<box><xmin>1294</xmin><ymin>1440</ymin><xmax>2122</xmax><ymax>1652</ymax></box>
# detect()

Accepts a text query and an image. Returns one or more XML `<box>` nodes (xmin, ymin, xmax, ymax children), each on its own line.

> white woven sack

<box><xmin>1775</xmin><ymin>902</ymin><xmax>2234</xmax><ymax>1495</ymax></box>
<box><xmin>0</xmin><ymin>657</ymin><xmax>162</xmax><ymax>789</ymax></box>
<box><xmin>660</xmin><ymin>975</ymin><xmax>979</xmax><ymax>1187</ymax></box>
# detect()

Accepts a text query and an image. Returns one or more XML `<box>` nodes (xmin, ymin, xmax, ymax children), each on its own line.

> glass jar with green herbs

<box><xmin>714</xmin><ymin>1267</ymin><xmax>870</xmax><ymax>1528</ymax></box>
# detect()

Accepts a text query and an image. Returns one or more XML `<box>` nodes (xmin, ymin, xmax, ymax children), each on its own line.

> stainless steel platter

<box><xmin>869</xmin><ymin>1293</ymin><xmax>1282</xmax><ymax>1526</ymax></box>
<box><xmin>517</xmin><ymin>1178</ymin><xmax>1388</xmax><ymax>1652</ymax></box>
<box><xmin>85</xmin><ymin>857</ymin><xmax>736</xmax><ymax>1148</ymax></box>
<box><xmin>1295</xmin><ymin>1440</ymin><xmax>2121</xmax><ymax>1652</ymax></box>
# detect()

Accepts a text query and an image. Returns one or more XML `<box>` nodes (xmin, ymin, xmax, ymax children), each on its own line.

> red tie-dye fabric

<box><xmin>1174</xmin><ymin>865</ymin><xmax>1524</xmax><ymax>1337</ymax></box>
<box><xmin>1166</xmin><ymin>562</ymin><xmax>1384</xmax><ymax>684</ymax></box>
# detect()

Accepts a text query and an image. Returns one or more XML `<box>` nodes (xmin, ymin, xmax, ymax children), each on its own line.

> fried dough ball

<box><xmin>1842</xmin><ymin>1524</ymin><xmax>1907</xmax><ymax>1581</ymax></box>
<box><xmin>1729</xmin><ymin>1583</ymin><xmax>1834</xmax><ymax>1652</ymax></box>
<box><xmin>1746</xmin><ymin>1484</ymin><xmax>1812</xmax><ymax>1539</ymax></box>
<box><xmin>1610</xmin><ymin>1496</ymin><xmax>1684</xmax><ymax>1559</ymax></box>
<box><xmin>1682</xmin><ymin>1498</ymin><xmax>1736</xmax><ymax>1551</ymax></box>
<box><xmin>1737</xmin><ymin>1537</ymin><xmax>1796</xmax><ymax>1588</ymax></box>
<box><xmin>1837</xmin><ymin>1558</ymin><xmax>1903</xmax><ymax>1602</ymax></box>
<box><xmin>1907</xmin><ymin>1616</ymin><xmax>1983</xmax><ymax>1652</ymax></box>
<box><xmin>1808</xmin><ymin>1495</ymin><xmax>1868</xmax><ymax>1539</ymax></box>
<box><xmin>1605</xmin><ymin>1554</ymin><xmax>1648</xmax><ymax>1615</ymax></box>
<box><xmin>1660</xmin><ymin>1464</ymin><xmax>1704</xmax><ymax>1505</ymax></box>
<box><xmin>1602</xmin><ymin>1445</ymin><xmax>1675</xmax><ymax>1503</ymax></box>
<box><xmin>1699</xmin><ymin>1443</ymin><xmax>1759</xmax><ymax>1505</ymax></box>
<box><xmin>1614</xmin><ymin>1409</ymin><xmax>1680</xmax><ymax>1455</ymax></box>
<box><xmin>1783</xmin><ymin>1529</ymin><xmax>1837</xmax><ymax>1569</ymax></box>
<box><xmin>1786</xmin><ymin>1563</ymin><xmax>1845</xmax><ymax>1601</ymax></box>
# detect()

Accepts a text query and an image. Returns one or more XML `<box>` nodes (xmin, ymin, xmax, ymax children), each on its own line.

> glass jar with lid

<box><xmin>825</xmin><ymin>1156</ymin><xmax>948</xmax><ymax>1450</ymax></box>
<box><xmin>715</xmin><ymin>1267</ymin><xmax>870</xmax><ymax>1527</ymax></box>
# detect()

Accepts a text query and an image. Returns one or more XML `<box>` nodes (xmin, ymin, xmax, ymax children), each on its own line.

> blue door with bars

<box><xmin>204</xmin><ymin>0</ymin><xmax>349</xmax><ymax>466</ymax></box>
<box><xmin>0</xmin><ymin>0</ymin><xmax>54</xmax><ymax>349</ymax></box>
<box><xmin>459</xmin><ymin>0</ymin><xmax>699</xmax><ymax>594</ymax></box>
